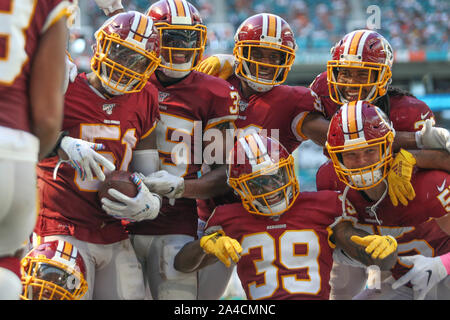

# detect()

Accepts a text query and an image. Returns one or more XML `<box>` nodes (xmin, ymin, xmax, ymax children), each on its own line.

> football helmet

<box><xmin>233</xmin><ymin>13</ymin><xmax>297</xmax><ymax>92</ymax></box>
<box><xmin>20</xmin><ymin>240</ymin><xmax>88</xmax><ymax>300</ymax></box>
<box><xmin>91</xmin><ymin>11</ymin><xmax>161</xmax><ymax>95</ymax></box>
<box><xmin>327</xmin><ymin>29</ymin><xmax>394</xmax><ymax>104</ymax></box>
<box><xmin>145</xmin><ymin>0</ymin><xmax>207</xmax><ymax>78</ymax></box>
<box><xmin>227</xmin><ymin>133</ymin><xmax>299</xmax><ymax>216</ymax></box>
<box><xmin>326</xmin><ymin>100</ymin><xmax>395</xmax><ymax>190</ymax></box>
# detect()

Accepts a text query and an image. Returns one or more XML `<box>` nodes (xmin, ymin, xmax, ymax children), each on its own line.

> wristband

<box><xmin>45</xmin><ymin>131</ymin><xmax>70</xmax><ymax>158</ymax></box>
<box><xmin>440</xmin><ymin>252</ymin><xmax>450</xmax><ymax>275</ymax></box>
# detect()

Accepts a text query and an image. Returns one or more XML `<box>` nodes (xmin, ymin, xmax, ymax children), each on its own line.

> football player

<box><xmin>174</xmin><ymin>132</ymin><xmax>399</xmax><ymax>300</ymax></box>
<box><xmin>97</xmin><ymin>0</ymin><xmax>241</xmax><ymax>300</ymax></box>
<box><xmin>0</xmin><ymin>0</ymin><xmax>74</xmax><ymax>299</ymax></box>
<box><xmin>391</xmin><ymin>213</ymin><xmax>450</xmax><ymax>300</ymax></box>
<box><xmin>317</xmin><ymin>100</ymin><xmax>450</xmax><ymax>300</ymax></box>
<box><xmin>34</xmin><ymin>11</ymin><xmax>162</xmax><ymax>300</ymax></box>
<box><xmin>21</xmin><ymin>240</ymin><xmax>88</xmax><ymax>300</ymax></box>
<box><xmin>194</xmin><ymin>12</ymin><xmax>332</xmax><ymax>300</ymax></box>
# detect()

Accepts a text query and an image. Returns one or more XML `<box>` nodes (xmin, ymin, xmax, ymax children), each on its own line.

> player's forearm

<box><xmin>30</xmin><ymin>19</ymin><xmax>67</xmax><ymax>160</ymax></box>
<box><xmin>332</xmin><ymin>221</ymin><xmax>398</xmax><ymax>271</ymax></box>
<box><xmin>392</xmin><ymin>131</ymin><xmax>418</xmax><ymax>152</ymax></box>
<box><xmin>408</xmin><ymin>149</ymin><xmax>450</xmax><ymax>173</ymax></box>
<box><xmin>174</xmin><ymin>240</ymin><xmax>211</xmax><ymax>273</ymax></box>
<box><xmin>183</xmin><ymin>165</ymin><xmax>230</xmax><ymax>199</ymax></box>
<box><xmin>301</xmin><ymin>112</ymin><xmax>329</xmax><ymax>147</ymax></box>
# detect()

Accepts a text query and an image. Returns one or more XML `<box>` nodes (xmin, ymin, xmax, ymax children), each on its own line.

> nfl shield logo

<box><xmin>158</xmin><ymin>92</ymin><xmax>170</xmax><ymax>102</ymax></box>
<box><xmin>102</xmin><ymin>103</ymin><xmax>116</xmax><ymax>115</ymax></box>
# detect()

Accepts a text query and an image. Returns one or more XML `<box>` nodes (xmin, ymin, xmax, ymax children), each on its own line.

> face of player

<box><xmin>160</xmin><ymin>29</ymin><xmax>199</xmax><ymax>64</ymax></box>
<box><xmin>106</xmin><ymin>43</ymin><xmax>151</xmax><ymax>84</ymax></box>
<box><xmin>246</xmin><ymin>168</ymin><xmax>288</xmax><ymax>205</ymax></box>
<box><xmin>336</xmin><ymin>67</ymin><xmax>377</xmax><ymax>101</ymax></box>
<box><xmin>248</xmin><ymin>47</ymin><xmax>284</xmax><ymax>81</ymax></box>
<box><xmin>341</xmin><ymin>146</ymin><xmax>380</xmax><ymax>169</ymax></box>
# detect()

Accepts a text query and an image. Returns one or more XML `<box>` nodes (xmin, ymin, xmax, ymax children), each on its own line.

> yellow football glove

<box><xmin>387</xmin><ymin>149</ymin><xmax>416</xmax><ymax>207</ymax></box>
<box><xmin>200</xmin><ymin>231</ymin><xmax>242</xmax><ymax>267</ymax></box>
<box><xmin>196</xmin><ymin>54</ymin><xmax>235</xmax><ymax>80</ymax></box>
<box><xmin>351</xmin><ymin>235</ymin><xmax>397</xmax><ymax>260</ymax></box>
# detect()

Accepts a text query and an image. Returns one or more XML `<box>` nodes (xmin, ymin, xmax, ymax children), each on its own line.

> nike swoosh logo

<box><xmin>421</xmin><ymin>112</ymin><xmax>430</xmax><ymax>120</ymax></box>
<box><xmin>426</xmin><ymin>269</ymin><xmax>432</xmax><ymax>286</ymax></box>
<box><xmin>166</xmin><ymin>187</ymin><xmax>175</xmax><ymax>194</ymax></box>
<box><xmin>437</xmin><ymin>179</ymin><xmax>447</xmax><ymax>192</ymax></box>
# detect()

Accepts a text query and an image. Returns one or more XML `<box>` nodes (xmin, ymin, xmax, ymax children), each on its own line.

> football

<box><xmin>98</xmin><ymin>171</ymin><xmax>138</xmax><ymax>202</ymax></box>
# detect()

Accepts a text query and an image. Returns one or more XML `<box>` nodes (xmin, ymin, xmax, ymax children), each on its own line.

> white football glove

<box><xmin>392</xmin><ymin>255</ymin><xmax>449</xmax><ymax>300</ymax></box>
<box><xmin>101</xmin><ymin>173</ymin><xmax>161</xmax><ymax>222</ymax></box>
<box><xmin>415</xmin><ymin>119</ymin><xmax>450</xmax><ymax>152</ymax></box>
<box><xmin>94</xmin><ymin>0</ymin><xmax>123</xmax><ymax>15</ymax></box>
<box><xmin>141</xmin><ymin>170</ymin><xmax>185</xmax><ymax>199</ymax></box>
<box><xmin>59</xmin><ymin>136</ymin><xmax>116</xmax><ymax>181</ymax></box>
<box><xmin>63</xmin><ymin>53</ymin><xmax>78</xmax><ymax>93</ymax></box>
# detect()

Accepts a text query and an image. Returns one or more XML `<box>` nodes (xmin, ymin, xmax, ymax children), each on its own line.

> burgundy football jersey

<box><xmin>35</xmin><ymin>73</ymin><xmax>160</xmax><ymax>244</ymax></box>
<box><xmin>0</xmin><ymin>0</ymin><xmax>72</xmax><ymax>132</ymax></box>
<box><xmin>206</xmin><ymin>190</ymin><xmax>353</xmax><ymax>300</ymax></box>
<box><xmin>126</xmin><ymin>71</ymin><xmax>239</xmax><ymax>237</ymax></box>
<box><xmin>392</xmin><ymin>217</ymin><xmax>450</xmax><ymax>280</ymax></box>
<box><xmin>228</xmin><ymin>74</ymin><xmax>323</xmax><ymax>154</ymax></box>
<box><xmin>309</xmin><ymin>71</ymin><xmax>434</xmax><ymax>131</ymax></box>
<box><xmin>316</xmin><ymin>161</ymin><xmax>450</xmax><ymax>278</ymax></box>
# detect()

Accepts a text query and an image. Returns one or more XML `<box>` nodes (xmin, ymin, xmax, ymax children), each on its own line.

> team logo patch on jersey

<box><xmin>158</xmin><ymin>91</ymin><xmax>170</xmax><ymax>102</ymax></box>
<box><xmin>102</xmin><ymin>103</ymin><xmax>116</xmax><ymax>115</ymax></box>
<box><xmin>239</xmin><ymin>100</ymin><xmax>248</xmax><ymax>112</ymax></box>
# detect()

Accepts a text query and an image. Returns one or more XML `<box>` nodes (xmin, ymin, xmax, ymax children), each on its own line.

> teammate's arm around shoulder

<box><xmin>331</xmin><ymin>220</ymin><xmax>398</xmax><ymax>271</ymax></box>
<box><xmin>30</xmin><ymin>18</ymin><xmax>67</xmax><ymax>160</ymax></box>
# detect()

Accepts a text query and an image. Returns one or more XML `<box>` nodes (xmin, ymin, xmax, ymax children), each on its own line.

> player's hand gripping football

<box><xmin>101</xmin><ymin>173</ymin><xmax>161</xmax><ymax>222</ymax></box>
<box><xmin>392</xmin><ymin>254</ymin><xmax>449</xmax><ymax>300</ymax></box>
<box><xmin>141</xmin><ymin>170</ymin><xmax>185</xmax><ymax>199</ymax></box>
<box><xmin>196</xmin><ymin>54</ymin><xmax>235</xmax><ymax>80</ymax></box>
<box><xmin>59</xmin><ymin>136</ymin><xmax>115</xmax><ymax>181</ymax></box>
<box><xmin>416</xmin><ymin>119</ymin><xmax>450</xmax><ymax>152</ymax></box>
<box><xmin>387</xmin><ymin>149</ymin><xmax>416</xmax><ymax>207</ymax></box>
<box><xmin>200</xmin><ymin>231</ymin><xmax>242</xmax><ymax>267</ymax></box>
<box><xmin>351</xmin><ymin>235</ymin><xmax>397</xmax><ymax>260</ymax></box>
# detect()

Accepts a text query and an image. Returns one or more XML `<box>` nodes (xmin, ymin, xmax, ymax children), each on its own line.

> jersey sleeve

<box><xmin>40</xmin><ymin>0</ymin><xmax>76</xmax><ymax>34</ymax></box>
<box><xmin>315</xmin><ymin>160</ymin><xmax>344</xmax><ymax>191</ymax></box>
<box><xmin>389</xmin><ymin>95</ymin><xmax>435</xmax><ymax>132</ymax></box>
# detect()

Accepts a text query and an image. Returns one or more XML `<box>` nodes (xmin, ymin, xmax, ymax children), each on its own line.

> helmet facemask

<box><xmin>327</xmin><ymin>60</ymin><xmax>391</xmax><ymax>104</ymax></box>
<box><xmin>21</xmin><ymin>259</ymin><xmax>87</xmax><ymax>300</ymax></box>
<box><xmin>228</xmin><ymin>155</ymin><xmax>299</xmax><ymax>216</ymax></box>
<box><xmin>234</xmin><ymin>41</ymin><xmax>295</xmax><ymax>92</ymax></box>
<box><xmin>156</xmin><ymin>23</ymin><xmax>207</xmax><ymax>78</ymax></box>
<box><xmin>327</xmin><ymin>130</ymin><xmax>394</xmax><ymax>190</ymax></box>
<box><xmin>91</xmin><ymin>31</ymin><xmax>161</xmax><ymax>95</ymax></box>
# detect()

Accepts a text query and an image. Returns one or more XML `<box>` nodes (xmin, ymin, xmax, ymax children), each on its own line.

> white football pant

<box><xmin>131</xmin><ymin>234</ymin><xmax>198</xmax><ymax>300</ymax></box>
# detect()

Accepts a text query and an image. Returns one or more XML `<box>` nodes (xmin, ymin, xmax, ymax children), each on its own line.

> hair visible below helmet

<box><xmin>91</xmin><ymin>11</ymin><xmax>161</xmax><ymax>95</ymax></box>
<box><xmin>233</xmin><ymin>13</ymin><xmax>297</xmax><ymax>92</ymax></box>
<box><xmin>227</xmin><ymin>132</ymin><xmax>299</xmax><ymax>216</ymax></box>
<box><xmin>325</xmin><ymin>100</ymin><xmax>395</xmax><ymax>190</ymax></box>
<box><xmin>145</xmin><ymin>0</ymin><xmax>207</xmax><ymax>78</ymax></box>
<box><xmin>327</xmin><ymin>29</ymin><xmax>394</xmax><ymax>104</ymax></box>
<box><xmin>20</xmin><ymin>240</ymin><xmax>88</xmax><ymax>300</ymax></box>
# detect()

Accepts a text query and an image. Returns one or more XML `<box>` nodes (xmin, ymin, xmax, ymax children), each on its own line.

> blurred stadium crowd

<box><xmin>71</xmin><ymin>0</ymin><xmax>449</xmax><ymax>71</ymax></box>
